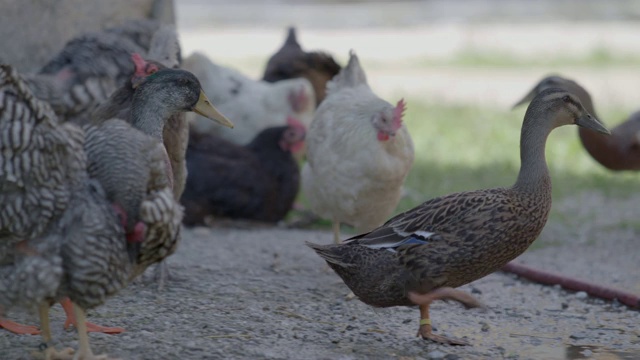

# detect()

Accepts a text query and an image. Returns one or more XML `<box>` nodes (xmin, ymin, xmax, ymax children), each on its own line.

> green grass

<box><xmin>291</xmin><ymin>100</ymin><xmax>639</xmax><ymax>234</ymax></box>
<box><xmin>396</xmin><ymin>99</ymin><xmax>638</xmax><ymax>213</ymax></box>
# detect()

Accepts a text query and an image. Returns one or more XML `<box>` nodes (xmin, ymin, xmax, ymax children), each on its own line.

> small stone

<box><xmin>471</xmin><ymin>287</ymin><xmax>482</xmax><ymax>295</ymax></box>
<box><xmin>480</xmin><ymin>322</ymin><xmax>490</xmax><ymax>332</ymax></box>
<box><xmin>570</xmin><ymin>332</ymin><xmax>587</xmax><ymax>340</ymax></box>
<box><xmin>427</xmin><ymin>350</ymin><xmax>446</xmax><ymax>359</ymax></box>
<box><xmin>575</xmin><ymin>291</ymin><xmax>588</xmax><ymax>299</ymax></box>
<box><xmin>581</xmin><ymin>349</ymin><xmax>593</xmax><ymax>357</ymax></box>
<box><xmin>561</xmin><ymin>302</ymin><xmax>569</xmax><ymax>309</ymax></box>
<box><xmin>444</xmin><ymin>355</ymin><xmax>461</xmax><ymax>360</ymax></box>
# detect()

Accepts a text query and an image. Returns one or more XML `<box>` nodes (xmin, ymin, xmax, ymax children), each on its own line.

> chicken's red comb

<box><xmin>131</xmin><ymin>53</ymin><xmax>148</xmax><ymax>76</ymax></box>
<box><xmin>392</xmin><ymin>98</ymin><xmax>406</xmax><ymax>130</ymax></box>
<box><xmin>286</xmin><ymin>116</ymin><xmax>306</xmax><ymax>131</ymax></box>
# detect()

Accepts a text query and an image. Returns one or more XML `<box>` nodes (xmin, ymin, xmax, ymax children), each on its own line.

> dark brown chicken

<box><xmin>181</xmin><ymin>117</ymin><xmax>306</xmax><ymax>226</ymax></box>
<box><xmin>262</xmin><ymin>27</ymin><xmax>341</xmax><ymax>106</ymax></box>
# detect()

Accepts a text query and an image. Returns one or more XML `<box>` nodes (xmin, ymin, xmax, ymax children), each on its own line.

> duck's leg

<box><xmin>60</xmin><ymin>298</ymin><xmax>124</xmax><ymax>334</ymax></box>
<box><xmin>72</xmin><ymin>303</ymin><xmax>112</xmax><ymax>360</ymax></box>
<box><xmin>332</xmin><ymin>220</ymin><xmax>341</xmax><ymax>244</ymax></box>
<box><xmin>408</xmin><ymin>287</ymin><xmax>484</xmax><ymax>346</ymax></box>
<box><xmin>0</xmin><ymin>317</ymin><xmax>41</xmax><ymax>335</ymax></box>
<box><xmin>37</xmin><ymin>302</ymin><xmax>74</xmax><ymax>360</ymax></box>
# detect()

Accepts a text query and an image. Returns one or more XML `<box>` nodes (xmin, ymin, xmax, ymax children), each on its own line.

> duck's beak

<box><xmin>511</xmin><ymin>89</ymin><xmax>537</xmax><ymax>110</ymax></box>
<box><xmin>576</xmin><ymin>113</ymin><xmax>610</xmax><ymax>135</ymax></box>
<box><xmin>193</xmin><ymin>90</ymin><xmax>234</xmax><ymax>128</ymax></box>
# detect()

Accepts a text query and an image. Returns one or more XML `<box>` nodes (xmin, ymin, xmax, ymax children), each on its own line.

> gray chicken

<box><xmin>22</xmin><ymin>19</ymin><xmax>165</xmax><ymax>124</ymax></box>
<box><xmin>0</xmin><ymin>64</ymin><xmax>130</xmax><ymax>359</ymax></box>
<box><xmin>1</xmin><ymin>59</ymin><xmax>231</xmax><ymax>358</ymax></box>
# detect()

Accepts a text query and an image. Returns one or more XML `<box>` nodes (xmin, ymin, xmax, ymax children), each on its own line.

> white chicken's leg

<box><xmin>332</xmin><ymin>220</ymin><xmax>341</xmax><ymax>244</ymax></box>
<box><xmin>72</xmin><ymin>303</ymin><xmax>110</xmax><ymax>360</ymax></box>
<box><xmin>37</xmin><ymin>303</ymin><xmax>74</xmax><ymax>360</ymax></box>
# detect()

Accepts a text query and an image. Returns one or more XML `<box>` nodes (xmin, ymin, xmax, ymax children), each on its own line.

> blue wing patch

<box><xmin>363</xmin><ymin>230</ymin><xmax>435</xmax><ymax>253</ymax></box>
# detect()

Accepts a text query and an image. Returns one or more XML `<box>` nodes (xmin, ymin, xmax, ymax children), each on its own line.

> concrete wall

<box><xmin>0</xmin><ymin>0</ymin><xmax>175</xmax><ymax>72</ymax></box>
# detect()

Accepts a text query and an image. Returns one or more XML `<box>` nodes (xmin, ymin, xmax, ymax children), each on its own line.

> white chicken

<box><xmin>183</xmin><ymin>51</ymin><xmax>315</xmax><ymax>145</ymax></box>
<box><xmin>302</xmin><ymin>50</ymin><xmax>414</xmax><ymax>244</ymax></box>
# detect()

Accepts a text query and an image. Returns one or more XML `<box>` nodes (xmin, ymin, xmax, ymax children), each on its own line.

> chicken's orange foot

<box><xmin>0</xmin><ymin>317</ymin><xmax>41</xmax><ymax>335</ymax></box>
<box><xmin>416</xmin><ymin>318</ymin><xmax>469</xmax><ymax>346</ymax></box>
<box><xmin>60</xmin><ymin>298</ymin><xmax>124</xmax><ymax>334</ymax></box>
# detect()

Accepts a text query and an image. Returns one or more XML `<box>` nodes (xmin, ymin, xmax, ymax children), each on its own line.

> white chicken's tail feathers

<box><xmin>147</xmin><ymin>25</ymin><xmax>181</xmax><ymax>69</ymax></box>
<box><xmin>326</xmin><ymin>50</ymin><xmax>367</xmax><ymax>94</ymax></box>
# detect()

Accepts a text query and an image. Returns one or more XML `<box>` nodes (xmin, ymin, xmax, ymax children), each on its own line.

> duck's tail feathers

<box><xmin>305</xmin><ymin>242</ymin><xmax>354</xmax><ymax>268</ymax></box>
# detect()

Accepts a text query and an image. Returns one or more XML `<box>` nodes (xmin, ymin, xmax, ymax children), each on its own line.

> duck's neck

<box><xmin>513</xmin><ymin>114</ymin><xmax>553</xmax><ymax>193</ymax></box>
<box><xmin>130</xmin><ymin>95</ymin><xmax>172</xmax><ymax>140</ymax></box>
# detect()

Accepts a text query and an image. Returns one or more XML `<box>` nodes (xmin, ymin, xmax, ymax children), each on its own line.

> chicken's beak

<box><xmin>193</xmin><ymin>90</ymin><xmax>234</xmax><ymax>128</ymax></box>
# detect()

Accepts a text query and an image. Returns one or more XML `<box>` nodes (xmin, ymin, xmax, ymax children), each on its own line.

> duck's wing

<box><xmin>346</xmin><ymin>188</ymin><xmax>511</xmax><ymax>290</ymax></box>
<box><xmin>349</xmin><ymin>189</ymin><xmax>502</xmax><ymax>248</ymax></box>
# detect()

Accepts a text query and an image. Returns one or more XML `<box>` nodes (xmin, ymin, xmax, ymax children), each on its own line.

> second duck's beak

<box><xmin>511</xmin><ymin>89</ymin><xmax>537</xmax><ymax>110</ymax></box>
<box><xmin>193</xmin><ymin>90</ymin><xmax>234</xmax><ymax>128</ymax></box>
<box><xmin>575</xmin><ymin>113</ymin><xmax>610</xmax><ymax>135</ymax></box>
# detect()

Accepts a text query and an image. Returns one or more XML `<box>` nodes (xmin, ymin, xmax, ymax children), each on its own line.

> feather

<box><xmin>326</xmin><ymin>50</ymin><xmax>367</xmax><ymax>94</ymax></box>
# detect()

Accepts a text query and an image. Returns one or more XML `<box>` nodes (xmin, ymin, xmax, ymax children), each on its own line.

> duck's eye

<box><xmin>562</xmin><ymin>95</ymin><xmax>571</xmax><ymax>103</ymax></box>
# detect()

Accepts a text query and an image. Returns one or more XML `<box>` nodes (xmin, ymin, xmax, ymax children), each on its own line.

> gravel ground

<box><xmin>1</xmin><ymin>194</ymin><xmax>639</xmax><ymax>360</ymax></box>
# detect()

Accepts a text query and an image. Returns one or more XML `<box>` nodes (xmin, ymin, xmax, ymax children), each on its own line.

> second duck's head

<box><xmin>131</xmin><ymin>56</ymin><xmax>233</xmax><ymax>129</ymax></box>
<box><xmin>525</xmin><ymin>88</ymin><xmax>610</xmax><ymax>135</ymax></box>
<box><xmin>512</xmin><ymin>75</ymin><xmax>592</xmax><ymax>111</ymax></box>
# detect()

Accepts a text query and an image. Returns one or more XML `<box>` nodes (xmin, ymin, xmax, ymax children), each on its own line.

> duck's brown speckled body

<box><xmin>514</xmin><ymin>75</ymin><xmax>640</xmax><ymax>171</ymax></box>
<box><xmin>308</xmin><ymin>88</ymin><xmax>611</xmax><ymax>345</ymax></box>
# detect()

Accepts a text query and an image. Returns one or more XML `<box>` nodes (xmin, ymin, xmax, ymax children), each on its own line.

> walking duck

<box><xmin>308</xmin><ymin>88</ymin><xmax>610</xmax><ymax>345</ymax></box>
<box><xmin>514</xmin><ymin>75</ymin><xmax>640</xmax><ymax>171</ymax></box>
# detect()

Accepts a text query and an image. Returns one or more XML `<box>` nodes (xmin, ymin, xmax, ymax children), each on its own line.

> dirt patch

<box><xmin>2</xmin><ymin>207</ymin><xmax>639</xmax><ymax>360</ymax></box>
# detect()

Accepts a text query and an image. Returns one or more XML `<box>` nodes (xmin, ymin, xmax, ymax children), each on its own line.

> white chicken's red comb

<box><xmin>392</xmin><ymin>98</ymin><xmax>406</xmax><ymax>130</ymax></box>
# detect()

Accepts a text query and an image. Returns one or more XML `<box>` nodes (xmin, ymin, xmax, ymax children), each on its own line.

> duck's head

<box><xmin>512</xmin><ymin>75</ymin><xmax>592</xmax><ymax>112</ymax></box>
<box><xmin>526</xmin><ymin>88</ymin><xmax>609</xmax><ymax>135</ymax></box>
<box><xmin>132</xmin><ymin>59</ymin><xmax>234</xmax><ymax>129</ymax></box>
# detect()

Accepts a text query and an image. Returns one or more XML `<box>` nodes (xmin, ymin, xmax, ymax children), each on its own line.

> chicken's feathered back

<box><xmin>24</xmin><ymin>20</ymin><xmax>167</xmax><ymax>123</ymax></box>
<box><xmin>0</xmin><ymin>64</ymin><xmax>85</xmax><ymax>242</ymax></box>
<box><xmin>182</xmin><ymin>121</ymin><xmax>304</xmax><ymax>225</ymax></box>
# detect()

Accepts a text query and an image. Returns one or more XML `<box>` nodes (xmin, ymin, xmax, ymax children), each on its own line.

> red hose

<box><xmin>501</xmin><ymin>262</ymin><xmax>640</xmax><ymax>309</ymax></box>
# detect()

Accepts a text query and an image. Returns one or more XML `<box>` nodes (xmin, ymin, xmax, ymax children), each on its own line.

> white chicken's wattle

<box><xmin>302</xmin><ymin>50</ymin><xmax>415</xmax><ymax>244</ymax></box>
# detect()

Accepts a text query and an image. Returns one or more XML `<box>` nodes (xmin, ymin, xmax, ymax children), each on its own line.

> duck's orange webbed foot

<box><xmin>60</xmin><ymin>298</ymin><xmax>124</xmax><ymax>334</ymax></box>
<box><xmin>416</xmin><ymin>317</ymin><xmax>469</xmax><ymax>346</ymax></box>
<box><xmin>409</xmin><ymin>287</ymin><xmax>484</xmax><ymax>346</ymax></box>
<box><xmin>0</xmin><ymin>317</ymin><xmax>41</xmax><ymax>335</ymax></box>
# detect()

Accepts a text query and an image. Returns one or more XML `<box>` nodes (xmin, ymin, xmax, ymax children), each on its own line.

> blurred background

<box><xmin>3</xmin><ymin>0</ymin><xmax>638</xmax><ymax>234</ymax></box>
